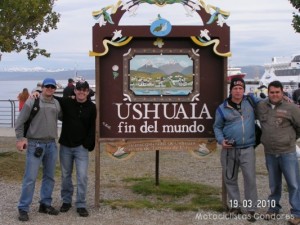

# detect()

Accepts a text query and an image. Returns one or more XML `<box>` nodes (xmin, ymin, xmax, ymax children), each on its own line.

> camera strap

<box><xmin>24</xmin><ymin>98</ymin><xmax>40</xmax><ymax>137</ymax></box>
<box><xmin>225</xmin><ymin>148</ymin><xmax>237</xmax><ymax>180</ymax></box>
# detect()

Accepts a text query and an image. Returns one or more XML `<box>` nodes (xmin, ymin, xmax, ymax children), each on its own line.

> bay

<box><xmin>0</xmin><ymin>70</ymin><xmax>95</xmax><ymax>100</ymax></box>
<box><xmin>0</xmin><ymin>79</ymin><xmax>259</xmax><ymax>100</ymax></box>
<box><xmin>0</xmin><ymin>79</ymin><xmax>95</xmax><ymax>100</ymax></box>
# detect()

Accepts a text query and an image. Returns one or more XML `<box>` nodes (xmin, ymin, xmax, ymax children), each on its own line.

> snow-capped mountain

<box><xmin>1</xmin><ymin>67</ymin><xmax>67</xmax><ymax>72</ymax></box>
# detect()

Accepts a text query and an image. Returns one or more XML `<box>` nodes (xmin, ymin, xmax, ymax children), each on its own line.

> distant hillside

<box><xmin>0</xmin><ymin>70</ymin><xmax>95</xmax><ymax>81</ymax></box>
<box><xmin>181</xmin><ymin>65</ymin><xmax>193</xmax><ymax>75</ymax></box>
<box><xmin>137</xmin><ymin>63</ymin><xmax>191</xmax><ymax>76</ymax></box>
<box><xmin>137</xmin><ymin>65</ymin><xmax>164</xmax><ymax>74</ymax></box>
<box><xmin>240</xmin><ymin>65</ymin><xmax>264</xmax><ymax>79</ymax></box>
<box><xmin>159</xmin><ymin>63</ymin><xmax>184</xmax><ymax>75</ymax></box>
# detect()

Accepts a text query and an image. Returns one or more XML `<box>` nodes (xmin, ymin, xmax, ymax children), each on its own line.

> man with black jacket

<box><xmin>54</xmin><ymin>81</ymin><xmax>96</xmax><ymax>217</ymax></box>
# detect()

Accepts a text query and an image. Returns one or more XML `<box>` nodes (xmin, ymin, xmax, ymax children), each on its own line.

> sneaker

<box><xmin>247</xmin><ymin>211</ymin><xmax>256</xmax><ymax>222</ymax></box>
<box><xmin>226</xmin><ymin>208</ymin><xmax>242</xmax><ymax>218</ymax></box>
<box><xmin>263</xmin><ymin>211</ymin><xmax>278</xmax><ymax>220</ymax></box>
<box><xmin>18</xmin><ymin>209</ymin><xmax>29</xmax><ymax>222</ymax></box>
<box><xmin>60</xmin><ymin>203</ymin><xmax>72</xmax><ymax>213</ymax></box>
<box><xmin>77</xmin><ymin>208</ymin><xmax>89</xmax><ymax>217</ymax></box>
<box><xmin>38</xmin><ymin>204</ymin><xmax>59</xmax><ymax>215</ymax></box>
<box><xmin>288</xmin><ymin>217</ymin><xmax>300</xmax><ymax>225</ymax></box>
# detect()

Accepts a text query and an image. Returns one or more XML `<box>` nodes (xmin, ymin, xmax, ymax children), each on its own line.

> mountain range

<box><xmin>0</xmin><ymin>70</ymin><xmax>95</xmax><ymax>81</ymax></box>
<box><xmin>0</xmin><ymin>65</ymin><xmax>265</xmax><ymax>81</ymax></box>
<box><xmin>137</xmin><ymin>63</ymin><xmax>193</xmax><ymax>75</ymax></box>
<box><xmin>240</xmin><ymin>65</ymin><xmax>265</xmax><ymax>79</ymax></box>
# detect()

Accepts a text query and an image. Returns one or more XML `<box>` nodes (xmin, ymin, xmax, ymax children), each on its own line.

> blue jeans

<box><xmin>60</xmin><ymin>145</ymin><xmax>89</xmax><ymax>208</ymax></box>
<box><xmin>18</xmin><ymin>140</ymin><xmax>58</xmax><ymax>212</ymax></box>
<box><xmin>265</xmin><ymin>152</ymin><xmax>300</xmax><ymax>217</ymax></box>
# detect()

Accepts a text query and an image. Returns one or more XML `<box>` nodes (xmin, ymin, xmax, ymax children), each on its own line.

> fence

<box><xmin>0</xmin><ymin>100</ymin><xmax>18</xmax><ymax>127</ymax></box>
<box><xmin>0</xmin><ymin>99</ymin><xmax>62</xmax><ymax>128</ymax></box>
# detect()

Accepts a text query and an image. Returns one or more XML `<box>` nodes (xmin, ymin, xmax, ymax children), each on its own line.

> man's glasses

<box><xmin>44</xmin><ymin>85</ymin><xmax>56</xmax><ymax>89</ymax></box>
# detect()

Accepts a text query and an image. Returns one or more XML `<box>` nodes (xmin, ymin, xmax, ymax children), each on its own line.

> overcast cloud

<box><xmin>0</xmin><ymin>0</ymin><xmax>299</xmax><ymax>71</ymax></box>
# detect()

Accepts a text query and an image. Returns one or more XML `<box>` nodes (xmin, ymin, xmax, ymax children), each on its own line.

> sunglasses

<box><xmin>44</xmin><ymin>85</ymin><xmax>56</xmax><ymax>89</ymax></box>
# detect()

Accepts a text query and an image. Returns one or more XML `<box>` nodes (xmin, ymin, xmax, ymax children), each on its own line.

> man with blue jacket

<box><xmin>213</xmin><ymin>77</ymin><xmax>259</xmax><ymax>222</ymax></box>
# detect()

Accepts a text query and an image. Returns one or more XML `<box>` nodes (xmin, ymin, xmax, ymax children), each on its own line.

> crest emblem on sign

<box><xmin>150</xmin><ymin>15</ymin><xmax>172</xmax><ymax>37</ymax></box>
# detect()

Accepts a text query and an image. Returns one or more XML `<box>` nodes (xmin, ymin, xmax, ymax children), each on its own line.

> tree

<box><xmin>0</xmin><ymin>0</ymin><xmax>60</xmax><ymax>60</ymax></box>
<box><xmin>289</xmin><ymin>0</ymin><xmax>300</xmax><ymax>33</ymax></box>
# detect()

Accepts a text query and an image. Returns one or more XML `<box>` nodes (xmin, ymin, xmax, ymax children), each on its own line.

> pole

<box><xmin>155</xmin><ymin>150</ymin><xmax>159</xmax><ymax>186</ymax></box>
<box><xmin>94</xmin><ymin>56</ymin><xmax>101</xmax><ymax>207</ymax></box>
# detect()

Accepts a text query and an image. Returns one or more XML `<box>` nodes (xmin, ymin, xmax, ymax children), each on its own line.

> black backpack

<box><xmin>297</xmin><ymin>96</ymin><xmax>300</xmax><ymax>105</ymax></box>
<box><xmin>23</xmin><ymin>98</ymin><xmax>40</xmax><ymax>137</ymax></box>
<box><xmin>246</xmin><ymin>95</ymin><xmax>262</xmax><ymax>148</ymax></box>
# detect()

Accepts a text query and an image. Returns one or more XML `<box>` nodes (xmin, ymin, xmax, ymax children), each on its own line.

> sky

<box><xmin>0</xmin><ymin>0</ymin><xmax>299</xmax><ymax>71</ymax></box>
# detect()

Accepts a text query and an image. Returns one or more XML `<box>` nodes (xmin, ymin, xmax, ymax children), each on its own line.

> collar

<box><xmin>224</xmin><ymin>95</ymin><xmax>246</xmax><ymax>108</ymax></box>
<box><xmin>267</xmin><ymin>99</ymin><xmax>283</xmax><ymax>107</ymax></box>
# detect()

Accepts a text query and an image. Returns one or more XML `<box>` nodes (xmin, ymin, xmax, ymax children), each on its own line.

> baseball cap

<box><xmin>42</xmin><ymin>78</ymin><xmax>57</xmax><ymax>87</ymax></box>
<box><xmin>76</xmin><ymin>81</ymin><xmax>89</xmax><ymax>90</ymax></box>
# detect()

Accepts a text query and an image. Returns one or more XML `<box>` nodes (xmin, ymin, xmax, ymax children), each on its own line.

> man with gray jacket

<box><xmin>257</xmin><ymin>80</ymin><xmax>300</xmax><ymax>225</ymax></box>
<box><xmin>15</xmin><ymin>78</ymin><xmax>61</xmax><ymax>222</ymax></box>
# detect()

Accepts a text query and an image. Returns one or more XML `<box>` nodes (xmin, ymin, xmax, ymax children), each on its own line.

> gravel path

<box><xmin>0</xmin><ymin>137</ymin><xmax>297</xmax><ymax>225</ymax></box>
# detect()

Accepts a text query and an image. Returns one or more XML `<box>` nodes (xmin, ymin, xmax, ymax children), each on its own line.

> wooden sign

<box><xmin>90</xmin><ymin>0</ymin><xmax>230</xmax><ymax>145</ymax></box>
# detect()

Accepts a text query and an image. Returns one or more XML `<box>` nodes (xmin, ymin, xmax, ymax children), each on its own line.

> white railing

<box><xmin>0</xmin><ymin>100</ymin><xmax>18</xmax><ymax>127</ymax></box>
<box><xmin>0</xmin><ymin>99</ymin><xmax>62</xmax><ymax>128</ymax></box>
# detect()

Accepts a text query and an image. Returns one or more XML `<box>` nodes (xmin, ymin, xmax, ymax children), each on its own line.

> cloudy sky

<box><xmin>0</xmin><ymin>0</ymin><xmax>299</xmax><ymax>71</ymax></box>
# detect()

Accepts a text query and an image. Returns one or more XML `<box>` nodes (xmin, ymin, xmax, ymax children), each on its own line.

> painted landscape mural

<box><xmin>129</xmin><ymin>54</ymin><xmax>194</xmax><ymax>96</ymax></box>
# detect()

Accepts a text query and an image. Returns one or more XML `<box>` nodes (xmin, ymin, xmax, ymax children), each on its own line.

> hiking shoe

<box><xmin>288</xmin><ymin>217</ymin><xmax>300</xmax><ymax>225</ymax></box>
<box><xmin>60</xmin><ymin>203</ymin><xmax>72</xmax><ymax>213</ymax></box>
<box><xmin>18</xmin><ymin>209</ymin><xmax>29</xmax><ymax>222</ymax></box>
<box><xmin>77</xmin><ymin>208</ymin><xmax>89</xmax><ymax>217</ymax></box>
<box><xmin>38</xmin><ymin>204</ymin><xmax>59</xmax><ymax>215</ymax></box>
<box><xmin>263</xmin><ymin>211</ymin><xmax>279</xmax><ymax>220</ymax></box>
<box><xmin>226</xmin><ymin>208</ymin><xmax>242</xmax><ymax>218</ymax></box>
<box><xmin>247</xmin><ymin>211</ymin><xmax>256</xmax><ymax>222</ymax></box>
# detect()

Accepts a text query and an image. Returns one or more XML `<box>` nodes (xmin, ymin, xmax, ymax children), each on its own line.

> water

<box><xmin>0</xmin><ymin>80</ymin><xmax>95</xmax><ymax>100</ymax></box>
<box><xmin>0</xmin><ymin>80</ymin><xmax>260</xmax><ymax>100</ymax></box>
<box><xmin>1</xmin><ymin>80</ymin><xmax>40</xmax><ymax>100</ymax></box>
<box><xmin>0</xmin><ymin>79</ymin><xmax>95</xmax><ymax>128</ymax></box>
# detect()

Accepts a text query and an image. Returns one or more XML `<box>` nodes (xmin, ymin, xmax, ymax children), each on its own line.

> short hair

<box><xmin>268</xmin><ymin>80</ymin><xmax>283</xmax><ymax>91</ymax></box>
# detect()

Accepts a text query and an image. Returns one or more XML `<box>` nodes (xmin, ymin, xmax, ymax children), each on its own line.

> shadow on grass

<box><xmin>102</xmin><ymin>177</ymin><xmax>223</xmax><ymax>212</ymax></box>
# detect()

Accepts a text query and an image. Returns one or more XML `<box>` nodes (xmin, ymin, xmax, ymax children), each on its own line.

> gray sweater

<box><xmin>15</xmin><ymin>95</ymin><xmax>61</xmax><ymax>141</ymax></box>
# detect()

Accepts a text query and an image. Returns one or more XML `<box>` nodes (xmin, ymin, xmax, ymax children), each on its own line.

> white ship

<box><xmin>260</xmin><ymin>54</ymin><xmax>300</xmax><ymax>91</ymax></box>
<box><xmin>227</xmin><ymin>67</ymin><xmax>246</xmax><ymax>81</ymax></box>
<box><xmin>55</xmin><ymin>75</ymin><xmax>96</xmax><ymax>97</ymax></box>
